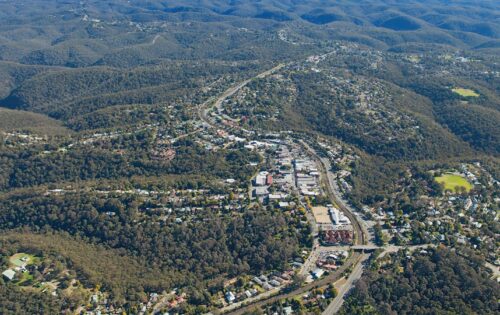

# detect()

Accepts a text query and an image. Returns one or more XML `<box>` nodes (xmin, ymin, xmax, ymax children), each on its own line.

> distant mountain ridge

<box><xmin>0</xmin><ymin>0</ymin><xmax>498</xmax><ymax>69</ymax></box>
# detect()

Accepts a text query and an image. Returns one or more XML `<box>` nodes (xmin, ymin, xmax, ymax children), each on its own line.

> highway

<box><xmin>194</xmin><ymin>57</ymin><xmax>465</xmax><ymax>315</ymax></box>
<box><xmin>222</xmin><ymin>139</ymin><xmax>372</xmax><ymax>314</ymax></box>
<box><xmin>223</xmin><ymin>253</ymin><xmax>362</xmax><ymax>315</ymax></box>
<box><xmin>299</xmin><ymin>140</ymin><xmax>372</xmax><ymax>313</ymax></box>
<box><xmin>322</xmin><ymin>253</ymin><xmax>370</xmax><ymax>314</ymax></box>
<box><xmin>198</xmin><ymin>64</ymin><xmax>285</xmax><ymax>128</ymax></box>
<box><xmin>195</xmin><ymin>63</ymin><xmax>373</xmax><ymax>315</ymax></box>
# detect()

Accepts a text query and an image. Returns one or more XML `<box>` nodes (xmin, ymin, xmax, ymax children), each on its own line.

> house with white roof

<box><xmin>2</xmin><ymin>269</ymin><xmax>16</xmax><ymax>281</ymax></box>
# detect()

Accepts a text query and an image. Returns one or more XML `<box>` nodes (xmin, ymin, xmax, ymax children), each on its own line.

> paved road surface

<box><xmin>299</xmin><ymin>140</ymin><xmax>366</xmax><ymax>246</ymax></box>
<box><xmin>485</xmin><ymin>261</ymin><xmax>500</xmax><ymax>279</ymax></box>
<box><xmin>150</xmin><ymin>34</ymin><xmax>161</xmax><ymax>45</ymax></box>
<box><xmin>195</xmin><ymin>64</ymin><xmax>373</xmax><ymax>315</ymax></box>
<box><xmin>198</xmin><ymin>64</ymin><xmax>285</xmax><ymax>128</ymax></box>
<box><xmin>322</xmin><ymin>253</ymin><xmax>370</xmax><ymax>314</ymax></box>
<box><xmin>223</xmin><ymin>253</ymin><xmax>362</xmax><ymax>315</ymax></box>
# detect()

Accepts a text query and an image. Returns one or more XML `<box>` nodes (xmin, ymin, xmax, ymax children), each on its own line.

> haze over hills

<box><xmin>0</xmin><ymin>1</ymin><xmax>498</xmax><ymax>314</ymax></box>
<box><xmin>0</xmin><ymin>0</ymin><xmax>498</xmax><ymax>69</ymax></box>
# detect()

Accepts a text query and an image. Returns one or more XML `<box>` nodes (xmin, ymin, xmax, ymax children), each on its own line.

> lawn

<box><xmin>9</xmin><ymin>253</ymin><xmax>37</xmax><ymax>267</ymax></box>
<box><xmin>435</xmin><ymin>173</ymin><xmax>473</xmax><ymax>193</ymax></box>
<box><xmin>452</xmin><ymin>88</ymin><xmax>479</xmax><ymax>97</ymax></box>
<box><xmin>15</xmin><ymin>271</ymin><xmax>34</xmax><ymax>286</ymax></box>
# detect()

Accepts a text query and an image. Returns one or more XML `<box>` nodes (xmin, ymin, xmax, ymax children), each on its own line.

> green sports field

<box><xmin>435</xmin><ymin>173</ymin><xmax>473</xmax><ymax>193</ymax></box>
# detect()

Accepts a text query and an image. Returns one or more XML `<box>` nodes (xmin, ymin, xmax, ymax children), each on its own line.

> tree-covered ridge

<box><xmin>2</xmin><ymin>61</ymin><xmax>264</xmax><ymax>121</ymax></box>
<box><xmin>340</xmin><ymin>248</ymin><xmax>500</xmax><ymax>315</ymax></box>
<box><xmin>289</xmin><ymin>71</ymin><xmax>470</xmax><ymax>160</ymax></box>
<box><xmin>0</xmin><ymin>61</ymin><xmax>63</xmax><ymax>99</ymax></box>
<box><xmin>0</xmin><ymin>1</ymin><xmax>498</xmax><ymax>314</ymax></box>
<box><xmin>0</xmin><ymin>108</ymin><xmax>70</xmax><ymax>136</ymax></box>
<box><xmin>0</xmin><ymin>190</ymin><xmax>302</xmax><ymax>309</ymax></box>
<box><xmin>0</xmin><ymin>232</ymin><xmax>180</xmax><ymax>310</ymax></box>
<box><xmin>221</xmin><ymin>64</ymin><xmax>472</xmax><ymax>161</ymax></box>
<box><xmin>0</xmin><ymin>1</ymin><xmax>498</xmax><ymax>69</ymax></box>
<box><xmin>220</xmin><ymin>42</ymin><xmax>499</xmax><ymax>162</ymax></box>
<box><xmin>0</xmin><ymin>284</ymin><xmax>63</xmax><ymax>315</ymax></box>
<box><xmin>0</xmin><ymin>134</ymin><xmax>258</xmax><ymax>191</ymax></box>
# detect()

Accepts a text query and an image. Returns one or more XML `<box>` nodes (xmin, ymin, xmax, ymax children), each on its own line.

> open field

<box><xmin>435</xmin><ymin>173</ymin><xmax>473</xmax><ymax>192</ymax></box>
<box><xmin>407</xmin><ymin>55</ymin><xmax>421</xmax><ymax>63</ymax></box>
<box><xmin>16</xmin><ymin>271</ymin><xmax>34</xmax><ymax>285</ymax></box>
<box><xmin>452</xmin><ymin>88</ymin><xmax>480</xmax><ymax>97</ymax></box>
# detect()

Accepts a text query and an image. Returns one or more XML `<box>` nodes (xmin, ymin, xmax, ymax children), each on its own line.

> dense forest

<box><xmin>0</xmin><ymin>285</ymin><xmax>63</xmax><ymax>315</ymax></box>
<box><xmin>0</xmin><ymin>191</ymin><xmax>301</xmax><ymax>307</ymax></box>
<box><xmin>0</xmin><ymin>0</ymin><xmax>498</xmax><ymax>69</ymax></box>
<box><xmin>0</xmin><ymin>138</ymin><xmax>258</xmax><ymax>191</ymax></box>
<box><xmin>2</xmin><ymin>61</ymin><xmax>264</xmax><ymax>121</ymax></box>
<box><xmin>340</xmin><ymin>248</ymin><xmax>500</xmax><ymax>315</ymax></box>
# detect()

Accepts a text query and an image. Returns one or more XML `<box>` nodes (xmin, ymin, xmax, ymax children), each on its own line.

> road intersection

<box><xmin>196</xmin><ymin>62</ymin><xmax>429</xmax><ymax>314</ymax></box>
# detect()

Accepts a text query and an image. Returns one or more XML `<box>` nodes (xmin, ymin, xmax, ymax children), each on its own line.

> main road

<box><xmin>198</xmin><ymin>64</ymin><xmax>285</xmax><ymax>128</ymax></box>
<box><xmin>196</xmin><ymin>62</ymin><xmax>371</xmax><ymax>315</ymax></box>
<box><xmin>223</xmin><ymin>253</ymin><xmax>363</xmax><ymax>315</ymax></box>
<box><xmin>299</xmin><ymin>140</ymin><xmax>373</xmax><ymax>314</ymax></box>
<box><xmin>195</xmin><ymin>62</ymin><xmax>449</xmax><ymax>314</ymax></box>
<box><xmin>322</xmin><ymin>253</ymin><xmax>370</xmax><ymax>314</ymax></box>
<box><xmin>299</xmin><ymin>140</ymin><xmax>368</xmax><ymax>246</ymax></box>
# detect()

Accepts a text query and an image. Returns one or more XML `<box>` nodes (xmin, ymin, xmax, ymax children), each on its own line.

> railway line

<box><xmin>224</xmin><ymin>253</ymin><xmax>363</xmax><ymax>315</ymax></box>
<box><xmin>299</xmin><ymin>140</ymin><xmax>367</xmax><ymax>246</ymax></box>
<box><xmin>196</xmin><ymin>63</ymin><xmax>370</xmax><ymax>315</ymax></box>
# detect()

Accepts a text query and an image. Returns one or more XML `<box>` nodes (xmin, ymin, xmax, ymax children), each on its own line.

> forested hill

<box><xmin>340</xmin><ymin>248</ymin><xmax>500</xmax><ymax>315</ymax></box>
<box><xmin>1</xmin><ymin>61</ymin><xmax>265</xmax><ymax>120</ymax></box>
<box><xmin>0</xmin><ymin>1</ymin><xmax>498</xmax><ymax>314</ymax></box>
<box><xmin>0</xmin><ymin>0</ymin><xmax>498</xmax><ymax>69</ymax></box>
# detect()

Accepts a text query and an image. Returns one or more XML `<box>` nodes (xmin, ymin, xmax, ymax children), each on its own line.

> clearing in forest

<box><xmin>452</xmin><ymin>88</ymin><xmax>479</xmax><ymax>97</ymax></box>
<box><xmin>9</xmin><ymin>253</ymin><xmax>37</xmax><ymax>267</ymax></box>
<box><xmin>435</xmin><ymin>173</ymin><xmax>473</xmax><ymax>193</ymax></box>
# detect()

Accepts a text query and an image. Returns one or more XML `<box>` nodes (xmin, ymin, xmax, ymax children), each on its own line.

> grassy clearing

<box><xmin>9</xmin><ymin>253</ymin><xmax>37</xmax><ymax>267</ymax></box>
<box><xmin>16</xmin><ymin>272</ymin><xmax>34</xmax><ymax>285</ymax></box>
<box><xmin>452</xmin><ymin>88</ymin><xmax>479</xmax><ymax>97</ymax></box>
<box><xmin>407</xmin><ymin>55</ymin><xmax>420</xmax><ymax>63</ymax></box>
<box><xmin>435</xmin><ymin>173</ymin><xmax>473</xmax><ymax>193</ymax></box>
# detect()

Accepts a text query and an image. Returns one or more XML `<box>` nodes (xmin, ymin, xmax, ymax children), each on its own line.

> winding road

<box><xmin>198</xmin><ymin>64</ymin><xmax>285</xmax><ymax>128</ymax></box>
<box><xmin>197</xmin><ymin>62</ymin><xmax>373</xmax><ymax>315</ymax></box>
<box><xmin>194</xmin><ymin>55</ymin><xmax>491</xmax><ymax>315</ymax></box>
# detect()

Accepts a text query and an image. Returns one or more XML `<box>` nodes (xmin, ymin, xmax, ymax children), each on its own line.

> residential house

<box><xmin>2</xmin><ymin>269</ymin><xmax>15</xmax><ymax>281</ymax></box>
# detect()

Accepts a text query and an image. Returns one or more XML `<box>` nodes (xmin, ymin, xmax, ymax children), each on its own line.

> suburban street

<box><xmin>198</xmin><ymin>64</ymin><xmax>373</xmax><ymax>315</ymax></box>
<box><xmin>3</xmin><ymin>2</ymin><xmax>497</xmax><ymax>315</ymax></box>
<box><xmin>198</xmin><ymin>63</ymin><xmax>285</xmax><ymax>128</ymax></box>
<box><xmin>195</xmin><ymin>61</ymin><xmax>442</xmax><ymax>315</ymax></box>
<box><xmin>193</xmin><ymin>44</ymin><xmax>498</xmax><ymax>315</ymax></box>
<box><xmin>224</xmin><ymin>254</ymin><xmax>363</xmax><ymax>315</ymax></box>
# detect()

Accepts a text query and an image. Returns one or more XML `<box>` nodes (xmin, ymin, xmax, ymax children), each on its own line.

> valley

<box><xmin>0</xmin><ymin>1</ymin><xmax>498</xmax><ymax>314</ymax></box>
